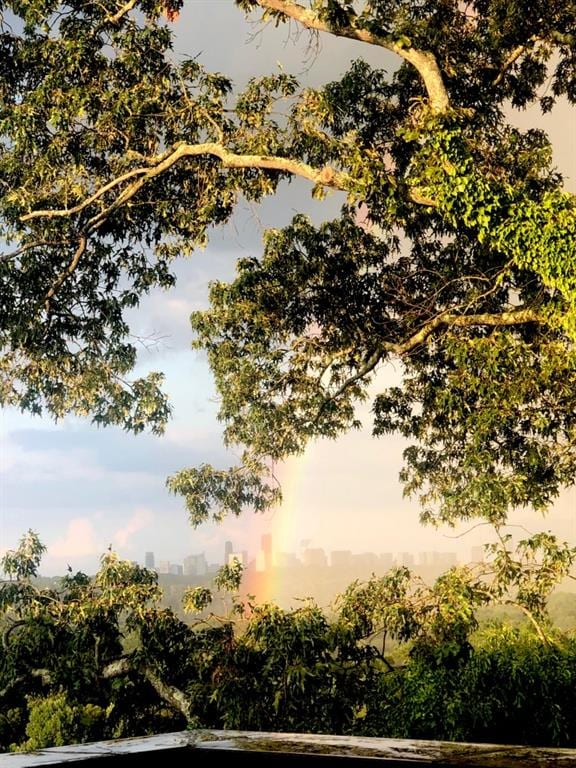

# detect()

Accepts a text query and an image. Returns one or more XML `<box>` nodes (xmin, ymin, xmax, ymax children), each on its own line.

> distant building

<box><xmin>379</xmin><ymin>552</ymin><xmax>394</xmax><ymax>570</ymax></box>
<box><xmin>157</xmin><ymin>560</ymin><xmax>171</xmax><ymax>574</ymax></box>
<box><xmin>255</xmin><ymin>550</ymin><xmax>267</xmax><ymax>572</ymax></box>
<box><xmin>399</xmin><ymin>552</ymin><xmax>415</xmax><ymax>567</ymax></box>
<box><xmin>419</xmin><ymin>552</ymin><xmax>431</xmax><ymax>567</ymax></box>
<box><xmin>183</xmin><ymin>553</ymin><xmax>208</xmax><ymax>577</ymax></box>
<box><xmin>169</xmin><ymin>564</ymin><xmax>183</xmax><ymax>576</ymax></box>
<box><xmin>224</xmin><ymin>540</ymin><xmax>233</xmax><ymax>565</ymax></box>
<box><xmin>353</xmin><ymin>552</ymin><xmax>379</xmax><ymax>571</ymax></box>
<box><xmin>144</xmin><ymin>551</ymin><xmax>155</xmax><ymax>569</ymax></box>
<box><xmin>470</xmin><ymin>545</ymin><xmax>485</xmax><ymax>564</ymax></box>
<box><xmin>276</xmin><ymin>552</ymin><xmax>300</xmax><ymax>568</ymax></box>
<box><xmin>435</xmin><ymin>552</ymin><xmax>458</xmax><ymax>568</ymax></box>
<box><xmin>330</xmin><ymin>550</ymin><xmax>352</xmax><ymax>569</ymax></box>
<box><xmin>228</xmin><ymin>551</ymin><xmax>247</xmax><ymax>567</ymax></box>
<box><xmin>303</xmin><ymin>548</ymin><xmax>327</xmax><ymax>568</ymax></box>
<box><xmin>261</xmin><ymin>534</ymin><xmax>273</xmax><ymax>571</ymax></box>
<box><xmin>256</xmin><ymin>534</ymin><xmax>273</xmax><ymax>572</ymax></box>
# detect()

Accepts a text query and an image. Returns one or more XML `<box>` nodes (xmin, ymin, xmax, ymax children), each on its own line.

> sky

<box><xmin>0</xmin><ymin>1</ymin><xmax>575</xmax><ymax>577</ymax></box>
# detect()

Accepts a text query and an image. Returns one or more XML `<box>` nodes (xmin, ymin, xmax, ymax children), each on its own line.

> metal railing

<box><xmin>2</xmin><ymin>731</ymin><xmax>576</xmax><ymax>767</ymax></box>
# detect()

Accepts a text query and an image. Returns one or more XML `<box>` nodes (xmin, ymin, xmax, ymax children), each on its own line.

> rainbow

<box><xmin>238</xmin><ymin>453</ymin><xmax>309</xmax><ymax>606</ymax></box>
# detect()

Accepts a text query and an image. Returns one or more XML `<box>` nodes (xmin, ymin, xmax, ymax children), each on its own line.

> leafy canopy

<box><xmin>1</xmin><ymin>0</ymin><xmax>576</xmax><ymax>526</ymax></box>
<box><xmin>2</xmin><ymin>530</ymin><xmax>576</xmax><ymax>749</ymax></box>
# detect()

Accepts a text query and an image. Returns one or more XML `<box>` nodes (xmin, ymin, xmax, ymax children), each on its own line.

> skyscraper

<box><xmin>144</xmin><ymin>551</ymin><xmax>155</xmax><ymax>570</ymax></box>
<box><xmin>183</xmin><ymin>553</ymin><xmax>208</xmax><ymax>577</ymax></box>
<box><xmin>261</xmin><ymin>533</ymin><xmax>272</xmax><ymax>571</ymax></box>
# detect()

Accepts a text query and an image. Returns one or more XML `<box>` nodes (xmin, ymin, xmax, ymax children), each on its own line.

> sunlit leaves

<box><xmin>2</xmin><ymin>0</ymin><xmax>576</xmax><ymax>532</ymax></box>
<box><xmin>1</xmin><ymin>531</ymin><xmax>46</xmax><ymax>583</ymax></box>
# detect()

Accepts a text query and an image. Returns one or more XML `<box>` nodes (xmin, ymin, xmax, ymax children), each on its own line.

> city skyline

<box><xmin>141</xmin><ymin>534</ymin><xmax>464</xmax><ymax>577</ymax></box>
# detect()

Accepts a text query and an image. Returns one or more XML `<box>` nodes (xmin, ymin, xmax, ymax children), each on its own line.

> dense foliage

<box><xmin>2</xmin><ymin>3</ymin><xmax>575</xmax><ymax>750</ymax></box>
<box><xmin>2</xmin><ymin>532</ymin><xmax>576</xmax><ymax>751</ymax></box>
<box><xmin>1</xmin><ymin>0</ymin><xmax>575</xmax><ymax>532</ymax></box>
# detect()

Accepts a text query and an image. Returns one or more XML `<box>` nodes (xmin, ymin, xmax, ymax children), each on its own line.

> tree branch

<box><xmin>2</xmin><ymin>239</ymin><xmax>72</xmax><ymax>262</ymax></box>
<box><xmin>20</xmin><ymin>166</ymin><xmax>157</xmax><ymax>223</ymax></box>
<box><xmin>44</xmin><ymin>235</ymin><xmax>87</xmax><ymax>307</ymax></box>
<box><xmin>20</xmin><ymin>138</ymin><xmax>439</xmax><ymax>233</ymax></box>
<box><xmin>492</xmin><ymin>37</ymin><xmax>542</xmax><ymax>86</ymax></box>
<box><xmin>324</xmin><ymin>307</ymin><xmax>544</xmax><ymax>404</ymax></box>
<box><xmin>508</xmin><ymin>602</ymin><xmax>552</xmax><ymax>645</ymax></box>
<box><xmin>102</xmin><ymin>658</ymin><xmax>192</xmax><ymax>719</ymax></box>
<box><xmin>253</xmin><ymin>0</ymin><xmax>450</xmax><ymax>114</ymax></box>
<box><xmin>20</xmin><ymin>142</ymin><xmax>351</xmax><ymax>228</ymax></box>
<box><xmin>0</xmin><ymin>668</ymin><xmax>53</xmax><ymax>698</ymax></box>
<box><xmin>105</xmin><ymin>0</ymin><xmax>138</xmax><ymax>24</ymax></box>
<box><xmin>387</xmin><ymin>307</ymin><xmax>545</xmax><ymax>355</ymax></box>
<box><xmin>142</xmin><ymin>666</ymin><xmax>192</xmax><ymax>720</ymax></box>
<box><xmin>0</xmin><ymin>669</ymin><xmax>52</xmax><ymax>700</ymax></box>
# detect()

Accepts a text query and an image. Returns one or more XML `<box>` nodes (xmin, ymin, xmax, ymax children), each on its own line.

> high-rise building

<box><xmin>276</xmin><ymin>552</ymin><xmax>299</xmax><ymax>568</ymax></box>
<box><xmin>399</xmin><ymin>552</ymin><xmax>415</xmax><ymax>567</ymax></box>
<box><xmin>261</xmin><ymin>533</ymin><xmax>273</xmax><ymax>571</ymax></box>
<box><xmin>330</xmin><ymin>550</ymin><xmax>352</xmax><ymax>569</ymax></box>
<box><xmin>228</xmin><ymin>551</ymin><xmax>246</xmax><ymax>567</ymax></box>
<box><xmin>255</xmin><ymin>550</ymin><xmax>266</xmax><ymax>572</ymax></box>
<box><xmin>470</xmin><ymin>546</ymin><xmax>485</xmax><ymax>564</ymax></box>
<box><xmin>183</xmin><ymin>553</ymin><xmax>208</xmax><ymax>577</ymax></box>
<box><xmin>303</xmin><ymin>548</ymin><xmax>327</xmax><ymax>568</ymax></box>
<box><xmin>419</xmin><ymin>552</ymin><xmax>431</xmax><ymax>566</ymax></box>
<box><xmin>224</xmin><ymin>540</ymin><xmax>233</xmax><ymax>565</ymax></box>
<box><xmin>144</xmin><ymin>551</ymin><xmax>155</xmax><ymax>569</ymax></box>
<box><xmin>435</xmin><ymin>551</ymin><xmax>458</xmax><ymax>567</ymax></box>
<box><xmin>379</xmin><ymin>552</ymin><xmax>394</xmax><ymax>570</ymax></box>
<box><xmin>353</xmin><ymin>552</ymin><xmax>379</xmax><ymax>571</ymax></box>
<box><xmin>255</xmin><ymin>535</ymin><xmax>273</xmax><ymax>572</ymax></box>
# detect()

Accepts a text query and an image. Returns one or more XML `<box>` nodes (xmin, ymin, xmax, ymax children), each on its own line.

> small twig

<box><xmin>2</xmin><ymin>239</ymin><xmax>71</xmax><ymax>262</ymax></box>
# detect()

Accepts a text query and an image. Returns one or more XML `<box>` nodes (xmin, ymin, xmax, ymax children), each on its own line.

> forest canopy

<box><xmin>1</xmin><ymin>0</ymin><xmax>576</xmax><ymax>529</ymax></box>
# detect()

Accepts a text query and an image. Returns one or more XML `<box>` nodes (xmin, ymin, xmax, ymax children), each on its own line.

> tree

<box><xmin>0</xmin><ymin>531</ymin><xmax>190</xmax><ymax>748</ymax></box>
<box><xmin>2</xmin><ymin>0</ymin><xmax>576</xmax><ymax>530</ymax></box>
<box><xmin>3</xmin><ymin>532</ymin><xmax>576</xmax><ymax>750</ymax></box>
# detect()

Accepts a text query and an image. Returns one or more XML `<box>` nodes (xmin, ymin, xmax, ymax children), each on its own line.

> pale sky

<box><xmin>0</xmin><ymin>1</ymin><xmax>574</xmax><ymax>576</ymax></box>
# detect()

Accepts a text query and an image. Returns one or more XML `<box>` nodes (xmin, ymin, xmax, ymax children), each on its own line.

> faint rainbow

<box><xmin>245</xmin><ymin>454</ymin><xmax>308</xmax><ymax>605</ymax></box>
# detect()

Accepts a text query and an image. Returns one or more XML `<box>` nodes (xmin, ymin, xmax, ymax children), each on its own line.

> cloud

<box><xmin>113</xmin><ymin>507</ymin><xmax>154</xmax><ymax>548</ymax></box>
<box><xmin>50</xmin><ymin>518</ymin><xmax>100</xmax><ymax>559</ymax></box>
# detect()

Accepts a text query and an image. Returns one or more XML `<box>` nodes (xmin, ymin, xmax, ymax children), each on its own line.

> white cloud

<box><xmin>113</xmin><ymin>507</ymin><xmax>154</xmax><ymax>548</ymax></box>
<box><xmin>50</xmin><ymin>518</ymin><xmax>100</xmax><ymax>559</ymax></box>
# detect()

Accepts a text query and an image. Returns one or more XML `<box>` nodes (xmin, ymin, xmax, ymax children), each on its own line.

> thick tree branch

<box><xmin>102</xmin><ymin>658</ymin><xmax>192</xmax><ymax>719</ymax></box>
<box><xmin>508</xmin><ymin>602</ymin><xmax>551</xmax><ymax>645</ymax></box>
<box><xmin>20</xmin><ymin>142</ymin><xmax>351</xmax><ymax>228</ymax></box>
<box><xmin>492</xmin><ymin>37</ymin><xmax>542</xmax><ymax>86</ymax></box>
<box><xmin>0</xmin><ymin>669</ymin><xmax>53</xmax><ymax>699</ymax></box>
<box><xmin>253</xmin><ymin>0</ymin><xmax>450</xmax><ymax>114</ymax></box>
<box><xmin>20</xmin><ymin>140</ymin><xmax>437</xmax><ymax>233</ymax></box>
<box><xmin>105</xmin><ymin>0</ymin><xmax>138</xmax><ymax>24</ymax></box>
<box><xmin>0</xmin><ymin>658</ymin><xmax>191</xmax><ymax>720</ymax></box>
<box><xmin>142</xmin><ymin>666</ymin><xmax>192</xmax><ymax>720</ymax></box>
<box><xmin>324</xmin><ymin>307</ymin><xmax>544</xmax><ymax>404</ymax></box>
<box><xmin>20</xmin><ymin>166</ymin><xmax>160</xmax><ymax>223</ymax></box>
<box><xmin>386</xmin><ymin>307</ymin><xmax>545</xmax><ymax>355</ymax></box>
